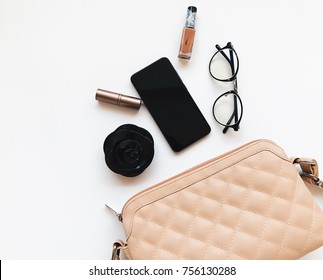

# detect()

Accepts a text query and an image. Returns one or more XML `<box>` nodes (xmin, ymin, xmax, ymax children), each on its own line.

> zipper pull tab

<box><xmin>105</xmin><ymin>204</ymin><xmax>123</xmax><ymax>222</ymax></box>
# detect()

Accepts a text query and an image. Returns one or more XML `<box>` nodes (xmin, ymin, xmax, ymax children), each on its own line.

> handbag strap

<box><xmin>291</xmin><ymin>157</ymin><xmax>322</xmax><ymax>188</ymax></box>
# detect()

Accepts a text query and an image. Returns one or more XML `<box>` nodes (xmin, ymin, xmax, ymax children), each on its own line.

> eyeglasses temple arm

<box><xmin>230</xmin><ymin>48</ymin><xmax>239</xmax><ymax>128</ymax></box>
<box><xmin>216</xmin><ymin>44</ymin><xmax>232</xmax><ymax>65</ymax></box>
<box><xmin>222</xmin><ymin>110</ymin><xmax>235</xmax><ymax>133</ymax></box>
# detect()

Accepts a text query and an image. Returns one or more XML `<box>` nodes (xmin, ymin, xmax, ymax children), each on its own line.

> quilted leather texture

<box><xmin>121</xmin><ymin>140</ymin><xmax>323</xmax><ymax>259</ymax></box>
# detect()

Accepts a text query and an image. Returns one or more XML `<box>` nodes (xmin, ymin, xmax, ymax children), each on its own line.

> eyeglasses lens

<box><xmin>213</xmin><ymin>92</ymin><xmax>242</xmax><ymax>127</ymax></box>
<box><xmin>209</xmin><ymin>48</ymin><xmax>238</xmax><ymax>81</ymax></box>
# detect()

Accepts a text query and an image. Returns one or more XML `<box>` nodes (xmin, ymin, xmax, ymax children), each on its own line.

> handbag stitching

<box><xmin>299</xmin><ymin>200</ymin><xmax>316</xmax><ymax>256</ymax></box>
<box><xmin>128</xmin><ymin>158</ymin><xmax>316</xmax><ymax>242</ymax></box>
<box><xmin>124</xmin><ymin>141</ymin><xmax>286</xmax><ymax>236</ymax></box>
<box><xmin>150</xmin><ymin>191</ymin><xmax>181</xmax><ymax>260</ymax></box>
<box><xmin>276</xmin><ymin>168</ymin><xmax>300</xmax><ymax>259</ymax></box>
<box><xmin>254</xmin><ymin>155</ymin><xmax>284</xmax><ymax>259</ymax></box>
<box><xmin>127</xmin><ymin>152</ymin><xmax>317</xmax><ymax>258</ymax></box>
<box><xmin>129</xmin><ymin>155</ymin><xmax>309</xmax><ymax>254</ymax></box>
<box><xmin>130</xmin><ymin>199</ymin><xmax>156</xmax><ymax>259</ymax></box>
<box><xmin>121</xmin><ymin>140</ymin><xmax>323</xmax><ymax>259</ymax></box>
<box><xmin>130</xmin><ymin>233</ymin><xmax>248</xmax><ymax>259</ymax></box>
<box><xmin>200</xmin><ymin>174</ymin><xmax>232</xmax><ymax>259</ymax></box>
<box><xmin>123</xmin><ymin>141</ymin><xmax>275</xmax><ymax>215</ymax></box>
<box><xmin>130</xmin><ymin>199</ymin><xmax>304</xmax><ymax>259</ymax></box>
<box><xmin>231</xmin><ymin>162</ymin><xmax>299</xmax><ymax>187</ymax></box>
<box><xmin>226</xmin><ymin>149</ymin><xmax>261</xmax><ymax>259</ymax></box>
<box><xmin>183</xmin><ymin>180</ymin><xmax>314</xmax><ymax>233</ymax></box>
<box><xmin>130</xmin><ymin>172</ymin><xmax>312</xmax><ymax>259</ymax></box>
<box><xmin>186</xmin><ymin>170</ymin><xmax>312</xmax><ymax>213</ymax></box>
<box><xmin>176</xmin><ymin>175</ymin><xmax>208</xmax><ymax>259</ymax></box>
<box><xmin>186</xmin><ymin>170</ymin><xmax>312</xmax><ymax>212</ymax></box>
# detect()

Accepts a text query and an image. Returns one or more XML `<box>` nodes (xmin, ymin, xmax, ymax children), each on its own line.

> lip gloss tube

<box><xmin>178</xmin><ymin>6</ymin><xmax>197</xmax><ymax>60</ymax></box>
<box><xmin>96</xmin><ymin>88</ymin><xmax>142</xmax><ymax>110</ymax></box>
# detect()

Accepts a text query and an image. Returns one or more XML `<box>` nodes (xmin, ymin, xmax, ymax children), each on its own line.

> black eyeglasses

<box><xmin>208</xmin><ymin>42</ymin><xmax>243</xmax><ymax>134</ymax></box>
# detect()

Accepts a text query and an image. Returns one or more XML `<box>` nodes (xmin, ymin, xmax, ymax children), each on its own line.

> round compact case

<box><xmin>103</xmin><ymin>124</ymin><xmax>154</xmax><ymax>177</ymax></box>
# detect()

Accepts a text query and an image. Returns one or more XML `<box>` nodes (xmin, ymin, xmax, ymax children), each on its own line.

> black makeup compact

<box><xmin>103</xmin><ymin>124</ymin><xmax>154</xmax><ymax>177</ymax></box>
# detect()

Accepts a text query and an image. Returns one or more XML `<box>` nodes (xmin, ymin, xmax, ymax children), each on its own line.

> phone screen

<box><xmin>130</xmin><ymin>57</ymin><xmax>211</xmax><ymax>152</ymax></box>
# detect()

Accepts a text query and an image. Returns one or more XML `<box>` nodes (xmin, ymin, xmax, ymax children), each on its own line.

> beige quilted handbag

<box><xmin>110</xmin><ymin>139</ymin><xmax>323</xmax><ymax>260</ymax></box>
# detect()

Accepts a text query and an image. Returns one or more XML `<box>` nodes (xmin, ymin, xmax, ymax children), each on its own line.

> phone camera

<box><xmin>103</xmin><ymin>124</ymin><xmax>154</xmax><ymax>177</ymax></box>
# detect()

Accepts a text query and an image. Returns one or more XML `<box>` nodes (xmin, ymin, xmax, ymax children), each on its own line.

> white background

<box><xmin>0</xmin><ymin>0</ymin><xmax>323</xmax><ymax>259</ymax></box>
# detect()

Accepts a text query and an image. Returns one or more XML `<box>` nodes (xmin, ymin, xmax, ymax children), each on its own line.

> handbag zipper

<box><xmin>105</xmin><ymin>204</ymin><xmax>123</xmax><ymax>222</ymax></box>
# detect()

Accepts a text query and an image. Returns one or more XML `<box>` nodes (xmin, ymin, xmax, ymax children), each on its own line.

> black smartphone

<box><xmin>130</xmin><ymin>57</ymin><xmax>211</xmax><ymax>152</ymax></box>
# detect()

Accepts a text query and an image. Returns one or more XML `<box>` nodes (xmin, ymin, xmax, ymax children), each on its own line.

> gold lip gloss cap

<box><xmin>96</xmin><ymin>88</ymin><xmax>142</xmax><ymax>110</ymax></box>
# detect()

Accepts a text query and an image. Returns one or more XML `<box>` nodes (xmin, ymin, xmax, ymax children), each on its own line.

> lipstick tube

<box><xmin>96</xmin><ymin>88</ymin><xmax>142</xmax><ymax>110</ymax></box>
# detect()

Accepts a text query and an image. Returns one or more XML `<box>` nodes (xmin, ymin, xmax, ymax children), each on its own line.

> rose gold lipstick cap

<box><xmin>96</xmin><ymin>88</ymin><xmax>142</xmax><ymax>110</ymax></box>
